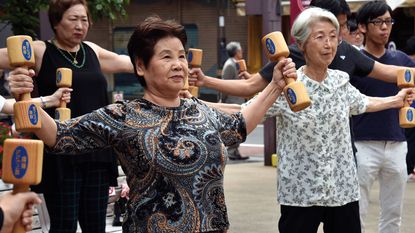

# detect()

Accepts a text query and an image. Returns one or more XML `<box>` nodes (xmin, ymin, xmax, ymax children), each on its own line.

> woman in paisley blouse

<box><xmin>244</xmin><ymin>7</ymin><xmax>414</xmax><ymax>233</ymax></box>
<box><xmin>8</xmin><ymin>16</ymin><xmax>296</xmax><ymax>233</ymax></box>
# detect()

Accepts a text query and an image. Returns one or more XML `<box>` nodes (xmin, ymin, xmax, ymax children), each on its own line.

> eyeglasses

<box><xmin>368</xmin><ymin>18</ymin><xmax>395</xmax><ymax>27</ymax></box>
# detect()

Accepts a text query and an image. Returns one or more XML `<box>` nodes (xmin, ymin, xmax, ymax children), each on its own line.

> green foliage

<box><xmin>0</xmin><ymin>0</ymin><xmax>130</xmax><ymax>38</ymax></box>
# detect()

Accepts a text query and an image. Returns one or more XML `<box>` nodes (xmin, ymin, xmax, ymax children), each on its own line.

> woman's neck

<box><xmin>303</xmin><ymin>65</ymin><xmax>328</xmax><ymax>82</ymax></box>
<box><xmin>143</xmin><ymin>91</ymin><xmax>181</xmax><ymax>108</ymax></box>
<box><xmin>52</xmin><ymin>38</ymin><xmax>79</xmax><ymax>52</ymax></box>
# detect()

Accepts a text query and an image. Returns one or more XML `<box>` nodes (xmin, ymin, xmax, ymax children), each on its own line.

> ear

<box><xmin>135</xmin><ymin>59</ymin><xmax>145</xmax><ymax>76</ymax></box>
<box><xmin>358</xmin><ymin>23</ymin><xmax>367</xmax><ymax>34</ymax></box>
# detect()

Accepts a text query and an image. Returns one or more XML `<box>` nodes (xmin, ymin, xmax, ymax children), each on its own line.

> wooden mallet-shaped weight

<box><xmin>262</xmin><ymin>32</ymin><xmax>311</xmax><ymax>112</ymax></box>
<box><xmin>397</xmin><ymin>68</ymin><xmax>415</xmax><ymax>128</ymax></box>
<box><xmin>236</xmin><ymin>59</ymin><xmax>247</xmax><ymax>73</ymax></box>
<box><xmin>55</xmin><ymin>68</ymin><xmax>72</xmax><ymax>121</ymax></box>
<box><xmin>4</xmin><ymin>35</ymin><xmax>44</xmax><ymax>233</ymax></box>
<box><xmin>7</xmin><ymin>35</ymin><xmax>42</xmax><ymax>131</ymax></box>
<box><xmin>185</xmin><ymin>48</ymin><xmax>203</xmax><ymax>97</ymax></box>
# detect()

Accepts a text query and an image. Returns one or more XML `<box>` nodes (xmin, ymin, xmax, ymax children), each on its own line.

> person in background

<box><xmin>7</xmin><ymin>15</ymin><xmax>297</xmax><ymax>233</ymax></box>
<box><xmin>403</xmin><ymin>35</ymin><xmax>415</xmax><ymax>181</ymax></box>
<box><xmin>244</xmin><ymin>7</ymin><xmax>413</xmax><ymax>233</ymax></box>
<box><xmin>0</xmin><ymin>191</ymin><xmax>42</xmax><ymax>233</ymax></box>
<box><xmin>0</xmin><ymin>1</ymin><xmax>133</xmax><ymax>232</ymax></box>
<box><xmin>352</xmin><ymin>2</ymin><xmax>415</xmax><ymax>232</ymax></box>
<box><xmin>221</xmin><ymin>41</ymin><xmax>248</xmax><ymax>160</ymax></box>
<box><xmin>343</xmin><ymin>16</ymin><xmax>364</xmax><ymax>49</ymax></box>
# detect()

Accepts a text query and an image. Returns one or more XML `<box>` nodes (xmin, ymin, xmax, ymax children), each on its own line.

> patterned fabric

<box><xmin>247</xmin><ymin>67</ymin><xmax>368</xmax><ymax>207</ymax></box>
<box><xmin>50</xmin><ymin>97</ymin><xmax>247</xmax><ymax>233</ymax></box>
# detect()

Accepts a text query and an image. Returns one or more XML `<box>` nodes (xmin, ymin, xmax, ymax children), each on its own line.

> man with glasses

<box><xmin>351</xmin><ymin>1</ymin><xmax>414</xmax><ymax>233</ymax></box>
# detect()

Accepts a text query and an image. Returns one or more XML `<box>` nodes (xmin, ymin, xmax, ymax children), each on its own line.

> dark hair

<box><xmin>310</xmin><ymin>0</ymin><xmax>351</xmax><ymax>17</ymax></box>
<box><xmin>48</xmin><ymin>0</ymin><xmax>91</xmax><ymax>33</ymax></box>
<box><xmin>127</xmin><ymin>16</ymin><xmax>187</xmax><ymax>87</ymax></box>
<box><xmin>356</xmin><ymin>0</ymin><xmax>392</xmax><ymax>25</ymax></box>
<box><xmin>348</xmin><ymin>17</ymin><xmax>358</xmax><ymax>33</ymax></box>
<box><xmin>404</xmin><ymin>36</ymin><xmax>415</xmax><ymax>56</ymax></box>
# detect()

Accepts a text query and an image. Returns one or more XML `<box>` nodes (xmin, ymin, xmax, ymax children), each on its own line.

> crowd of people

<box><xmin>1</xmin><ymin>0</ymin><xmax>415</xmax><ymax>233</ymax></box>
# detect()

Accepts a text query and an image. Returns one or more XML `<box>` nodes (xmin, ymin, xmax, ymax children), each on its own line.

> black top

<box><xmin>0</xmin><ymin>207</ymin><xmax>3</xmax><ymax>230</ymax></box>
<box><xmin>259</xmin><ymin>41</ymin><xmax>375</xmax><ymax>81</ymax></box>
<box><xmin>32</xmin><ymin>41</ymin><xmax>118</xmax><ymax>189</ymax></box>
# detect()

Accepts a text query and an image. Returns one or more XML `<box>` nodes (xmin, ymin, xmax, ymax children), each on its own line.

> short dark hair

<box><xmin>310</xmin><ymin>0</ymin><xmax>351</xmax><ymax>17</ymax></box>
<box><xmin>127</xmin><ymin>16</ymin><xmax>187</xmax><ymax>87</ymax></box>
<box><xmin>356</xmin><ymin>0</ymin><xmax>392</xmax><ymax>25</ymax></box>
<box><xmin>48</xmin><ymin>0</ymin><xmax>91</xmax><ymax>33</ymax></box>
<box><xmin>348</xmin><ymin>17</ymin><xmax>358</xmax><ymax>33</ymax></box>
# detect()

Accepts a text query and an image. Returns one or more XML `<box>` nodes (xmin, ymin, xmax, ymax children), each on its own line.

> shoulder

<box><xmin>327</xmin><ymin>69</ymin><xmax>350</xmax><ymax>85</ymax></box>
<box><xmin>83</xmin><ymin>41</ymin><xmax>100</xmax><ymax>56</ymax></box>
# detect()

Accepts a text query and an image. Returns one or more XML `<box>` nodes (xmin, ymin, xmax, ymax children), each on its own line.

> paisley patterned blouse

<box><xmin>50</xmin><ymin>97</ymin><xmax>247</xmax><ymax>233</ymax></box>
<box><xmin>247</xmin><ymin>67</ymin><xmax>368</xmax><ymax>207</ymax></box>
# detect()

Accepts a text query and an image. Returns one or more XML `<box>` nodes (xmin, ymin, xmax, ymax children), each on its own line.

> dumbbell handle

<box><xmin>12</xmin><ymin>184</ymin><xmax>29</xmax><ymax>233</ymax></box>
<box><xmin>60</xmin><ymin>100</ymin><xmax>67</xmax><ymax>108</ymax></box>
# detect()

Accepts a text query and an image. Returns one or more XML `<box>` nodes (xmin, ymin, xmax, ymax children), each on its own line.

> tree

<box><xmin>0</xmin><ymin>0</ymin><xmax>130</xmax><ymax>39</ymax></box>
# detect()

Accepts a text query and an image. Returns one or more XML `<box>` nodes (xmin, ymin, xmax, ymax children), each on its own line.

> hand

<box><xmin>272</xmin><ymin>58</ymin><xmax>296</xmax><ymax>92</ymax></box>
<box><xmin>0</xmin><ymin>192</ymin><xmax>42</xmax><ymax>233</ymax></box>
<box><xmin>49</xmin><ymin>87</ymin><xmax>73</xmax><ymax>108</ymax></box>
<box><xmin>397</xmin><ymin>88</ymin><xmax>414</xmax><ymax>108</ymax></box>
<box><xmin>188</xmin><ymin>68</ymin><xmax>205</xmax><ymax>87</ymax></box>
<box><xmin>238</xmin><ymin>71</ymin><xmax>252</xmax><ymax>80</ymax></box>
<box><xmin>7</xmin><ymin>68</ymin><xmax>35</xmax><ymax>100</ymax></box>
<box><xmin>120</xmin><ymin>183</ymin><xmax>130</xmax><ymax>199</ymax></box>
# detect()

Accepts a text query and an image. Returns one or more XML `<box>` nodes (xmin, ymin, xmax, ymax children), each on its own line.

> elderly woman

<box><xmin>0</xmin><ymin>1</ymin><xmax>133</xmax><ymax>231</ymax></box>
<box><xmin>242</xmin><ymin>7</ymin><xmax>413</xmax><ymax>233</ymax></box>
<box><xmin>8</xmin><ymin>16</ymin><xmax>296</xmax><ymax>233</ymax></box>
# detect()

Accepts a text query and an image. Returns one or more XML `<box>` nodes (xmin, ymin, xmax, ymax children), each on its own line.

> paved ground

<box><xmin>103</xmin><ymin>144</ymin><xmax>415</xmax><ymax>232</ymax></box>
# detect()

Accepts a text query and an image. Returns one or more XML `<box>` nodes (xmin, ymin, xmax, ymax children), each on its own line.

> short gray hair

<box><xmin>291</xmin><ymin>7</ymin><xmax>339</xmax><ymax>46</ymax></box>
<box><xmin>226</xmin><ymin>41</ymin><xmax>242</xmax><ymax>57</ymax></box>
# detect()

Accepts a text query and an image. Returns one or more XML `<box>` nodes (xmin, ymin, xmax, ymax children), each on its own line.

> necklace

<box><xmin>51</xmin><ymin>39</ymin><xmax>86</xmax><ymax>68</ymax></box>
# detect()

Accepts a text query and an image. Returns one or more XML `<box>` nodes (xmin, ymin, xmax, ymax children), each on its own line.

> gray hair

<box><xmin>226</xmin><ymin>41</ymin><xmax>242</xmax><ymax>57</ymax></box>
<box><xmin>291</xmin><ymin>7</ymin><xmax>339</xmax><ymax>46</ymax></box>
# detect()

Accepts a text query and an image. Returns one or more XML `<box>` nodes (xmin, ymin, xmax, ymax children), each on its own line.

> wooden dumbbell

<box><xmin>2</xmin><ymin>139</ymin><xmax>44</xmax><ymax>233</ymax></box>
<box><xmin>236</xmin><ymin>59</ymin><xmax>247</xmax><ymax>73</ymax></box>
<box><xmin>55</xmin><ymin>68</ymin><xmax>72</xmax><ymax>121</ymax></box>
<box><xmin>7</xmin><ymin>35</ymin><xmax>42</xmax><ymax>131</ymax></box>
<box><xmin>397</xmin><ymin>68</ymin><xmax>415</xmax><ymax>128</ymax></box>
<box><xmin>262</xmin><ymin>32</ymin><xmax>311</xmax><ymax>112</ymax></box>
<box><xmin>185</xmin><ymin>48</ymin><xmax>203</xmax><ymax>97</ymax></box>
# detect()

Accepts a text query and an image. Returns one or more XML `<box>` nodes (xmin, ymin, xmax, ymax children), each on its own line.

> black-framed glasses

<box><xmin>368</xmin><ymin>18</ymin><xmax>395</xmax><ymax>27</ymax></box>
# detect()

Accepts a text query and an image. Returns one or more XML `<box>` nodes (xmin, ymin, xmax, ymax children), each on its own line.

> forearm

<box><xmin>241</xmin><ymin>82</ymin><xmax>282</xmax><ymax>133</ymax></box>
<box><xmin>366</xmin><ymin>95</ymin><xmax>402</xmax><ymax>112</ymax></box>
<box><xmin>33</xmin><ymin>108</ymin><xmax>57</xmax><ymax>147</ymax></box>
<box><xmin>204</xmin><ymin>73</ymin><xmax>268</xmax><ymax>97</ymax></box>
<box><xmin>0</xmin><ymin>48</ymin><xmax>12</xmax><ymax>70</ymax></box>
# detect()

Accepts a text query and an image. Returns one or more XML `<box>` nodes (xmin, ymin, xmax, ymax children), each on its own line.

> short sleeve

<box><xmin>346</xmin><ymin>82</ymin><xmax>368</xmax><ymax>116</ymax></box>
<box><xmin>346</xmin><ymin>42</ymin><xmax>375</xmax><ymax>77</ymax></box>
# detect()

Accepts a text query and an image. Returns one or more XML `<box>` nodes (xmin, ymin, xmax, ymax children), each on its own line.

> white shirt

<box><xmin>247</xmin><ymin>67</ymin><xmax>368</xmax><ymax>206</ymax></box>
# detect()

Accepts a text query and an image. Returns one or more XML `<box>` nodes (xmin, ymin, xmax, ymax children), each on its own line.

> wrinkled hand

<box><xmin>50</xmin><ymin>87</ymin><xmax>73</xmax><ymax>107</ymax></box>
<box><xmin>238</xmin><ymin>71</ymin><xmax>252</xmax><ymax>80</ymax></box>
<box><xmin>7</xmin><ymin>68</ymin><xmax>35</xmax><ymax>100</ymax></box>
<box><xmin>397</xmin><ymin>88</ymin><xmax>415</xmax><ymax>107</ymax></box>
<box><xmin>0</xmin><ymin>192</ymin><xmax>42</xmax><ymax>233</ymax></box>
<box><xmin>272</xmin><ymin>58</ymin><xmax>296</xmax><ymax>92</ymax></box>
<box><xmin>120</xmin><ymin>183</ymin><xmax>130</xmax><ymax>199</ymax></box>
<box><xmin>188</xmin><ymin>68</ymin><xmax>205</xmax><ymax>87</ymax></box>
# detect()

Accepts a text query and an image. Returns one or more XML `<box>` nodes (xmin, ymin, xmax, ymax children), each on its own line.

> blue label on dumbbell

<box><xmin>55</xmin><ymin>111</ymin><xmax>60</xmax><ymax>120</ymax></box>
<box><xmin>188</xmin><ymin>51</ymin><xmax>193</xmax><ymax>62</ymax></box>
<box><xmin>405</xmin><ymin>69</ymin><xmax>412</xmax><ymax>83</ymax></box>
<box><xmin>28</xmin><ymin>104</ymin><xmax>38</xmax><ymax>125</ymax></box>
<box><xmin>407</xmin><ymin>109</ymin><xmax>413</xmax><ymax>122</ymax></box>
<box><xmin>12</xmin><ymin>146</ymin><xmax>28</xmax><ymax>179</ymax></box>
<box><xmin>286</xmin><ymin>88</ymin><xmax>297</xmax><ymax>104</ymax></box>
<box><xmin>265</xmin><ymin>38</ymin><xmax>276</xmax><ymax>55</ymax></box>
<box><xmin>22</xmin><ymin>39</ymin><xmax>32</xmax><ymax>61</ymax></box>
<box><xmin>57</xmin><ymin>70</ymin><xmax>62</xmax><ymax>84</ymax></box>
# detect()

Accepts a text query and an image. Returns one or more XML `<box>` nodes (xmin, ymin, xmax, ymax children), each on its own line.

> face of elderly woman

<box><xmin>54</xmin><ymin>4</ymin><xmax>89</xmax><ymax>47</ymax></box>
<box><xmin>137</xmin><ymin>36</ymin><xmax>188</xmax><ymax>95</ymax></box>
<box><xmin>303</xmin><ymin>20</ymin><xmax>338</xmax><ymax>68</ymax></box>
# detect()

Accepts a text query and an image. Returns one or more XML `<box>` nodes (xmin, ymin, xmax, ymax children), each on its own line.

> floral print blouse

<box><xmin>248</xmin><ymin>67</ymin><xmax>368</xmax><ymax>207</ymax></box>
<box><xmin>50</xmin><ymin>97</ymin><xmax>247</xmax><ymax>233</ymax></box>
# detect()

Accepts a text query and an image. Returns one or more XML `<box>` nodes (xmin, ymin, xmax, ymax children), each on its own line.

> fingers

<box><xmin>8</xmin><ymin>68</ymin><xmax>35</xmax><ymax>96</ymax></box>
